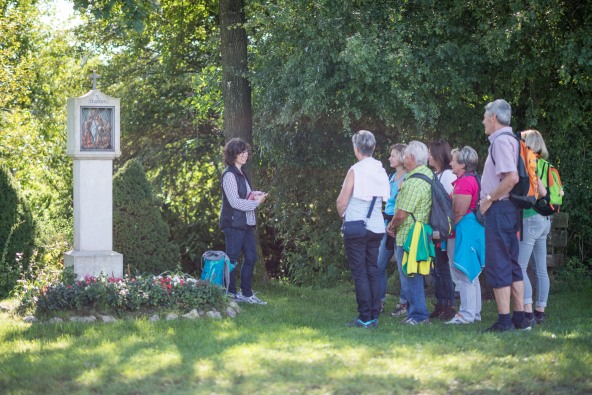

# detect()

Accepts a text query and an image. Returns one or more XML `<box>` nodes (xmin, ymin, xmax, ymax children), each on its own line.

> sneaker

<box><xmin>513</xmin><ymin>317</ymin><xmax>533</xmax><ymax>331</ymax></box>
<box><xmin>483</xmin><ymin>321</ymin><xmax>515</xmax><ymax>333</ymax></box>
<box><xmin>237</xmin><ymin>292</ymin><xmax>268</xmax><ymax>305</ymax></box>
<box><xmin>234</xmin><ymin>292</ymin><xmax>248</xmax><ymax>303</ymax></box>
<box><xmin>390</xmin><ymin>303</ymin><xmax>408</xmax><ymax>318</ymax></box>
<box><xmin>345</xmin><ymin>318</ymin><xmax>373</xmax><ymax>328</ymax></box>
<box><xmin>429</xmin><ymin>304</ymin><xmax>443</xmax><ymax>319</ymax></box>
<box><xmin>403</xmin><ymin>317</ymin><xmax>430</xmax><ymax>325</ymax></box>
<box><xmin>446</xmin><ymin>314</ymin><xmax>470</xmax><ymax>324</ymax></box>
<box><xmin>534</xmin><ymin>311</ymin><xmax>546</xmax><ymax>324</ymax></box>
<box><xmin>440</xmin><ymin>306</ymin><xmax>457</xmax><ymax>321</ymax></box>
<box><xmin>370</xmin><ymin>319</ymin><xmax>379</xmax><ymax>328</ymax></box>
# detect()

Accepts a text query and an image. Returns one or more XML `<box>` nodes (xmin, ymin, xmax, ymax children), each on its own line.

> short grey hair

<box><xmin>405</xmin><ymin>140</ymin><xmax>429</xmax><ymax>166</ymax></box>
<box><xmin>484</xmin><ymin>99</ymin><xmax>512</xmax><ymax>126</ymax></box>
<box><xmin>451</xmin><ymin>146</ymin><xmax>479</xmax><ymax>172</ymax></box>
<box><xmin>352</xmin><ymin>130</ymin><xmax>376</xmax><ymax>156</ymax></box>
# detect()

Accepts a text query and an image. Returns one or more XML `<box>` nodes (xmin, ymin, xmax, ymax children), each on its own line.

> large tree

<box><xmin>219</xmin><ymin>0</ymin><xmax>252</xmax><ymax>145</ymax></box>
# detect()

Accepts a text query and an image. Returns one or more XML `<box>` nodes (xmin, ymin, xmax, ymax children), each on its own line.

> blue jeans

<box><xmin>518</xmin><ymin>214</ymin><xmax>551</xmax><ymax>308</ymax></box>
<box><xmin>395</xmin><ymin>245</ymin><xmax>409</xmax><ymax>305</ymax></box>
<box><xmin>432</xmin><ymin>243</ymin><xmax>455</xmax><ymax>306</ymax></box>
<box><xmin>223</xmin><ymin>226</ymin><xmax>257</xmax><ymax>297</ymax></box>
<box><xmin>377</xmin><ymin>233</ymin><xmax>395</xmax><ymax>303</ymax></box>
<box><xmin>397</xmin><ymin>246</ymin><xmax>428</xmax><ymax>321</ymax></box>
<box><xmin>344</xmin><ymin>231</ymin><xmax>383</xmax><ymax>322</ymax></box>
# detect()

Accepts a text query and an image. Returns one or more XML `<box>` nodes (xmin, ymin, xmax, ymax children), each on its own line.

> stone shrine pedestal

<box><xmin>64</xmin><ymin>85</ymin><xmax>123</xmax><ymax>279</ymax></box>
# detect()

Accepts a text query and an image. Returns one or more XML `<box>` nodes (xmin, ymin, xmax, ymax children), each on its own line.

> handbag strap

<box><xmin>366</xmin><ymin>197</ymin><xmax>378</xmax><ymax>220</ymax></box>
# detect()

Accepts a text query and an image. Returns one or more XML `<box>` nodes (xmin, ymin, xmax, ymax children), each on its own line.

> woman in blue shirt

<box><xmin>377</xmin><ymin>144</ymin><xmax>407</xmax><ymax>315</ymax></box>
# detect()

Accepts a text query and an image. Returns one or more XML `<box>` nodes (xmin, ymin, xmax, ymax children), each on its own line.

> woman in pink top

<box><xmin>446</xmin><ymin>146</ymin><xmax>486</xmax><ymax>324</ymax></box>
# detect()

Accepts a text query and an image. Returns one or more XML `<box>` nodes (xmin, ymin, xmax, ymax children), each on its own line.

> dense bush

<box><xmin>113</xmin><ymin>159</ymin><xmax>180</xmax><ymax>274</ymax></box>
<box><xmin>0</xmin><ymin>164</ymin><xmax>37</xmax><ymax>297</ymax></box>
<box><xmin>247</xmin><ymin>0</ymin><xmax>592</xmax><ymax>284</ymax></box>
<box><xmin>17</xmin><ymin>271</ymin><xmax>227</xmax><ymax>317</ymax></box>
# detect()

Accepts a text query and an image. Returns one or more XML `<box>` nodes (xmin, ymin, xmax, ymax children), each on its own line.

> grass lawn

<box><xmin>1</xmin><ymin>281</ymin><xmax>591</xmax><ymax>394</ymax></box>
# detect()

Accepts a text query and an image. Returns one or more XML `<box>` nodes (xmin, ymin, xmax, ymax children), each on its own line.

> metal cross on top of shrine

<box><xmin>89</xmin><ymin>70</ymin><xmax>101</xmax><ymax>90</ymax></box>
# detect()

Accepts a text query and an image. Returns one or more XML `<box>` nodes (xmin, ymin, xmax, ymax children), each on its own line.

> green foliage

<box><xmin>0</xmin><ymin>164</ymin><xmax>37</xmax><ymax>297</ymax></box>
<box><xmin>17</xmin><ymin>272</ymin><xmax>227</xmax><ymax>317</ymax></box>
<box><xmin>73</xmin><ymin>0</ymin><xmax>225</xmax><ymax>269</ymax></box>
<box><xmin>0</xmin><ymin>0</ymin><xmax>38</xmax><ymax>110</ymax></box>
<box><xmin>156</xmin><ymin>135</ymin><xmax>226</xmax><ymax>270</ymax></box>
<box><xmin>554</xmin><ymin>256</ymin><xmax>592</xmax><ymax>290</ymax></box>
<box><xmin>256</xmin><ymin>124</ymin><xmax>355</xmax><ymax>285</ymax></box>
<box><xmin>246</xmin><ymin>0</ymin><xmax>592</xmax><ymax>282</ymax></box>
<box><xmin>113</xmin><ymin>159</ymin><xmax>180</xmax><ymax>274</ymax></box>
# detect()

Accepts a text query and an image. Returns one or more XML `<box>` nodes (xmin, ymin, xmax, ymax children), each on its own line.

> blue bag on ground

<box><xmin>200</xmin><ymin>251</ymin><xmax>235</xmax><ymax>292</ymax></box>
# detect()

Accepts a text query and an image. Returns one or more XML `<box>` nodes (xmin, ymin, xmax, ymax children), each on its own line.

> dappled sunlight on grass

<box><xmin>2</xmin><ymin>282</ymin><xmax>591</xmax><ymax>394</ymax></box>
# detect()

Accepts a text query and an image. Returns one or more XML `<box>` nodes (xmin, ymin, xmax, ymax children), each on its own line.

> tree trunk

<box><xmin>219</xmin><ymin>0</ymin><xmax>269</xmax><ymax>284</ymax></box>
<box><xmin>219</xmin><ymin>0</ymin><xmax>252</xmax><ymax>147</ymax></box>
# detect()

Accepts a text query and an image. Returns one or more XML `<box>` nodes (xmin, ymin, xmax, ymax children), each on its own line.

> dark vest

<box><xmin>219</xmin><ymin>165</ymin><xmax>252</xmax><ymax>229</ymax></box>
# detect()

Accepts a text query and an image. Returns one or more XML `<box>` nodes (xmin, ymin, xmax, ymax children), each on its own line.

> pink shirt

<box><xmin>481</xmin><ymin>126</ymin><xmax>518</xmax><ymax>200</ymax></box>
<box><xmin>452</xmin><ymin>173</ymin><xmax>479</xmax><ymax>214</ymax></box>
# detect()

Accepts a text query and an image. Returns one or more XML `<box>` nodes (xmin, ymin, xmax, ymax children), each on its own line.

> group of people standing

<box><xmin>337</xmin><ymin>99</ymin><xmax>552</xmax><ymax>331</ymax></box>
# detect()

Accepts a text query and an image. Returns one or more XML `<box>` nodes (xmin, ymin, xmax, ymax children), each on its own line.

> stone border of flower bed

<box><xmin>21</xmin><ymin>301</ymin><xmax>241</xmax><ymax>324</ymax></box>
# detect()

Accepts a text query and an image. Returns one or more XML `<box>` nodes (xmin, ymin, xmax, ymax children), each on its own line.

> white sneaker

<box><xmin>238</xmin><ymin>292</ymin><xmax>267</xmax><ymax>305</ymax></box>
<box><xmin>446</xmin><ymin>314</ymin><xmax>471</xmax><ymax>324</ymax></box>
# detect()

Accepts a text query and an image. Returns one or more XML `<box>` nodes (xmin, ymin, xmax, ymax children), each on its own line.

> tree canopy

<box><xmin>1</xmin><ymin>0</ymin><xmax>590</xmax><ymax>289</ymax></box>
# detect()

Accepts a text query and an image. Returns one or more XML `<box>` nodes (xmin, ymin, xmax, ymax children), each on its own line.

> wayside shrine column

<box><xmin>64</xmin><ymin>71</ymin><xmax>123</xmax><ymax>279</ymax></box>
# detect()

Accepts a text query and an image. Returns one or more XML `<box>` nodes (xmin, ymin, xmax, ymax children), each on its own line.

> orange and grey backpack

<box><xmin>491</xmin><ymin>131</ymin><xmax>539</xmax><ymax>209</ymax></box>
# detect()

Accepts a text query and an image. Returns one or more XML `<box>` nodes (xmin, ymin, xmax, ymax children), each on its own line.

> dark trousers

<box><xmin>432</xmin><ymin>243</ymin><xmax>456</xmax><ymax>306</ymax></box>
<box><xmin>223</xmin><ymin>226</ymin><xmax>257</xmax><ymax>297</ymax></box>
<box><xmin>344</xmin><ymin>231</ymin><xmax>383</xmax><ymax>322</ymax></box>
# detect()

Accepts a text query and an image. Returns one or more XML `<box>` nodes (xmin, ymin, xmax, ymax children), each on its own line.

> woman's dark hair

<box><xmin>223</xmin><ymin>138</ymin><xmax>251</xmax><ymax>166</ymax></box>
<box><xmin>428</xmin><ymin>139</ymin><xmax>452</xmax><ymax>171</ymax></box>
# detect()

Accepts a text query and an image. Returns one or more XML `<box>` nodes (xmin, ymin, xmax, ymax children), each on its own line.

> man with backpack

<box><xmin>387</xmin><ymin>141</ymin><xmax>433</xmax><ymax>325</ymax></box>
<box><xmin>479</xmin><ymin>99</ymin><xmax>531</xmax><ymax>332</ymax></box>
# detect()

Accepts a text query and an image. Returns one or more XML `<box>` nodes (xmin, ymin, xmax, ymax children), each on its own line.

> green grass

<box><xmin>1</xmin><ymin>282</ymin><xmax>591</xmax><ymax>394</ymax></box>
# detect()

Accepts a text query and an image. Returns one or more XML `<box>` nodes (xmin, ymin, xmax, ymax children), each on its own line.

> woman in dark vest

<box><xmin>220</xmin><ymin>138</ymin><xmax>268</xmax><ymax>304</ymax></box>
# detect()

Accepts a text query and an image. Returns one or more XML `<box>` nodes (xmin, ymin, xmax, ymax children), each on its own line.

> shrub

<box><xmin>0</xmin><ymin>164</ymin><xmax>37</xmax><ymax>297</ymax></box>
<box><xmin>113</xmin><ymin>159</ymin><xmax>180</xmax><ymax>274</ymax></box>
<box><xmin>17</xmin><ymin>272</ymin><xmax>227</xmax><ymax>317</ymax></box>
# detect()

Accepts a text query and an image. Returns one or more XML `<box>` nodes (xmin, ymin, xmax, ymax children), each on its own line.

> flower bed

<box><xmin>17</xmin><ymin>272</ymin><xmax>228</xmax><ymax>317</ymax></box>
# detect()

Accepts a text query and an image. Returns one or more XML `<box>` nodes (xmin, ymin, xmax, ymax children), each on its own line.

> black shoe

<box><xmin>525</xmin><ymin>315</ymin><xmax>536</xmax><ymax>329</ymax></box>
<box><xmin>534</xmin><ymin>311</ymin><xmax>546</xmax><ymax>324</ymax></box>
<box><xmin>429</xmin><ymin>304</ymin><xmax>443</xmax><ymax>319</ymax></box>
<box><xmin>440</xmin><ymin>306</ymin><xmax>457</xmax><ymax>321</ymax></box>
<box><xmin>513</xmin><ymin>317</ymin><xmax>533</xmax><ymax>331</ymax></box>
<box><xmin>484</xmin><ymin>321</ymin><xmax>515</xmax><ymax>333</ymax></box>
<box><xmin>345</xmin><ymin>318</ymin><xmax>372</xmax><ymax>328</ymax></box>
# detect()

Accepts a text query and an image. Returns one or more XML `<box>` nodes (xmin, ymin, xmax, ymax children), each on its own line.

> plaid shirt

<box><xmin>395</xmin><ymin>165</ymin><xmax>433</xmax><ymax>247</ymax></box>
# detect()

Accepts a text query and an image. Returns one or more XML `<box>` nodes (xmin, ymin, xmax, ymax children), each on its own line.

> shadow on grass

<box><xmin>1</xmin><ymin>282</ymin><xmax>591</xmax><ymax>394</ymax></box>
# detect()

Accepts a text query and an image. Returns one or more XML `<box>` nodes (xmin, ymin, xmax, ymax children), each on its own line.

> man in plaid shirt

<box><xmin>387</xmin><ymin>141</ymin><xmax>433</xmax><ymax>325</ymax></box>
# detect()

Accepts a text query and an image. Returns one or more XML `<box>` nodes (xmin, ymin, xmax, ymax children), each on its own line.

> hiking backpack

<box><xmin>408</xmin><ymin>172</ymin><xmax>454</xmax><ymax>240</ymax></box>
<box><xmin>200</xmin><ymin>251</ymin><xmax>235</xmax><ymax>291</ymax></box>
<box><xmin>492</xmin><ymin>131</ymin><xmax>539</xmax><ymax>209</ymax></box>
<box><xmin>533</xmin><ymin>158</ymin><xmax>564</xmax><ymax>216</ymax></box>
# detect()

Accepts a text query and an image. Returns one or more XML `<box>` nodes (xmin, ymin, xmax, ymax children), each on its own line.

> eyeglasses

<box><xmin>238</xmin><ymin>151</ymin><xmax>249</xmax><ymax>156</ymax></box>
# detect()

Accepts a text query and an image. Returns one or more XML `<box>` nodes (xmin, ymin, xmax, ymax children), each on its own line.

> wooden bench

<box><xmin>546</xmin><ymin>212</ymin><xmax>568</xmax><ymax>268</ymax></box>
